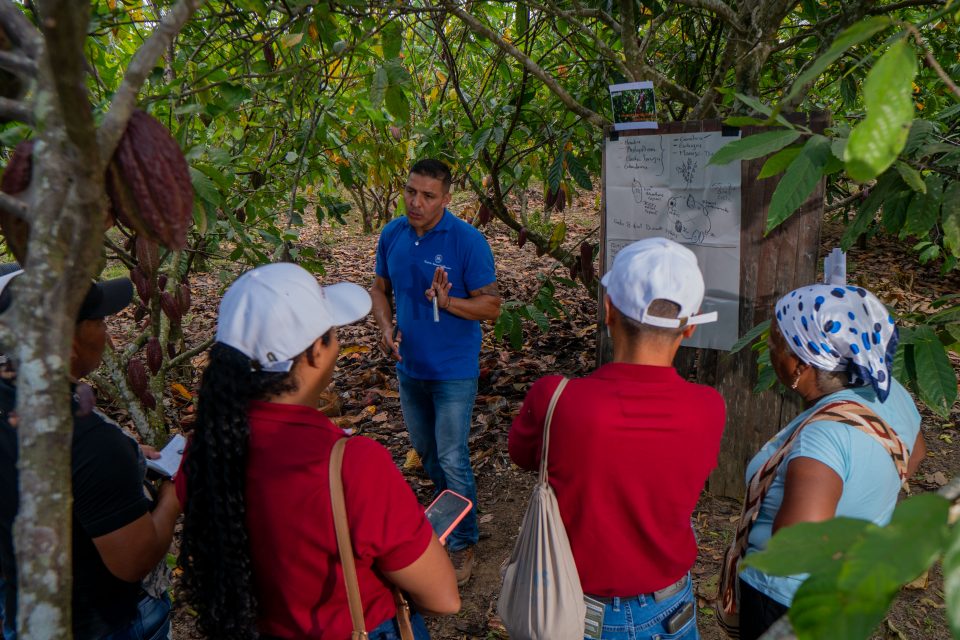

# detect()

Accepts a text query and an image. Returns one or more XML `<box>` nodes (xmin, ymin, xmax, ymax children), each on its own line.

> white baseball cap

<box><xmin>216</xmin><ymin>263</ymin><xmax>371</xmax><ymax>372</ymax></box>
<box><xmin>600</xmin><ymin>237</ymin><xmax>717</xmax><ymax>328</ymax></box>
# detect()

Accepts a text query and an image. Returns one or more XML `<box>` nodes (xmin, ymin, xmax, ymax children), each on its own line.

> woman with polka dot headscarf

<box><xmin>732</xmin><ymin>284</ymin><xmax>927</xmax><ymax>640</ymax></box>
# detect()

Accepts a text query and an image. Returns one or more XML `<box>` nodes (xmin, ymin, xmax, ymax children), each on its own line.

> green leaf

<box><xmin>944</xmin><ymin>517</ymin><xmax>960</xmax><ymax>638</ymax></box>
<box><xmin>729</xmin><ymin>319</ymin><xmax>770</xmax><ymax>354</ymax></box>
<box><xmin>902</xmin><ymin>174</ymin><xmax>943</xmax><ymax>238</ymax></box>
<box><xmin>880</xmin><ymin>190</ymin><xmax>911</xmax><ymax>235</ymax></box>
<box><xmin>912</xmin><ymin>325</ymin><xmax>958</xmax><ymax>417</ymax></box>
<box><xmin>845</xmin><ymin>40</ymin><xmax>918</xmax><ymax>182</ymax></box>
<box><xmin>781</xmin><ymin>17</ymin><xmax>893</xmax><ymax>108</ymax></box>
<box><xmin>566</xmin><ymin>153</ymin><xmax>592</xmax><ymax>190</ymax></box>
<box><xmin>547</xmin><ymin>151</ymin><xmax>565</xmax><ymax>192</ymax></box>
<box><xmin>789</xmin><ymin>569</ymin><xmax>890</xmax><ymax>640</ymax></box>
<box><xmin>708</xmin><ymin>129</ymin><xmax>801</xmax><ymax>166</ymax></box>
<box><xmin>515</xmin><ymin>2</ymin><xmax>529</xmax><ymax>35</ymax></box>
<box><xmin>894</xmin><ymin>161</ymin><xmax>925</xmax><ymax>193</ymax></box>
<box><xmin>509</xmin><ymin>312</ymin><xmax>524</xmax><ymax>349</ymax></box>
<box><xmin>758</xmin><ymin>146</ymin><xmax>802</xmax><ymax>179</ymax></box>
<box><xmin>766</xmin><ymin>135</ymin><xmax>832</xmax><ymax>233</ymax></box>
<box><xmin>839</xmin><ymin>171</ymin><xmax>904</xmax><ymax>250</ymax></box>
<box><xmin>742</xmin><ymin>517</ymin><xmax>871</xmax><ymax>577</ymax></box>
<box><xmin>548</xmin><ymin>221</ymin><xmax>567</xmax><ymax>252</ymax></box>
<box><xmin>942</xmin><ymin>182</ymin><xmax>960</xmax><ymax>257</ymax></box>
<box><xmin>722</xmin><ymin>116</ymin><xmax>767</xmax><ymax>127</ymax></box>
<box><xmin>370</xmin><ymin>66</ymin><xmax>388</xmax><ymax>106</ymax></box>
<box><xmin>526</xmin><ymin>304</ymin><xmax>550</xmax><ymax>332</ymax></box>
<box><xmin>381</xmin><ymin>21</ymin><xmax>402</xmax><ymax>60</ymax></box>
<box><xmin>189</xmin><ymin>167</ymin><xmax>222</xmax><ymax>206</ymax></box>
<box><xmin>384</xmin><ymin>85</ymin><xmax>409</xmax><ymax>122</ymax></box>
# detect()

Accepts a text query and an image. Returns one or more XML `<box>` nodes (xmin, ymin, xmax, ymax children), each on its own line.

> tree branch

<box><xmin>906</xmin><ymin>25</ymin><xmax>960</xmax><ymax>101</ymax></box>
<box><xmin>0</xmin><ymin>0</ymin><xmax>41</xmax><ymax>58</ymax></box>
<box><xmin>0</xmin><ymin>49</ymin><xmax>36</xmax><ymax>77</ymax></box>
<box><xmin>0</xmin><ymin>192</ymin><xmax>27</xmax><ymax>220</ymax></box>
<box><xmin>0</xmin><ymin>96</ymin><xmax>31</xmax><ymax>123</ymax></box>
<box><xmin>444</xmin><ymin>3</ymin><xmax>608</xmax><ymax>127</ymax></box>
<box><xmin>98</xmin><ymin>0</ymin><xmax>206</xmax><ymax>163</ymax></box>
<box><xmin>670</xmin><ymin>0</ymin><xmax>743</xmax><ymax>32</ymax></box>
<box><xmin>165</xmin><ymin>336</ymin><xmax>213</xmax><ymax>371</ymax></box>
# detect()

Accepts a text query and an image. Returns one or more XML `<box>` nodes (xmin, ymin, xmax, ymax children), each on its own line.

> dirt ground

<box><xmin>107</xmin><ymin>190</ymin><xmax>959</xmax><ymax>639</ymax></box>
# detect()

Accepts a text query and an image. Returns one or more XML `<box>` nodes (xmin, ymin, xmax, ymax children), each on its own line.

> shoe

<box><xmin>449</xmin><ymin>546</ymin><xmax>475</xmax><ymax>587</ymax></box>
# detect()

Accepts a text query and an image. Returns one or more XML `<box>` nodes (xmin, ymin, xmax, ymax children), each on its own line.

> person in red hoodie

<box><xmin>509</xmin><ymin>237</ymin><xmax>726</xmax><ymax>640</ymax></box>
<box><xmin>178</xmin><ymin>263</ymin><xmax>459</xmax><ymax>640</ymax></box>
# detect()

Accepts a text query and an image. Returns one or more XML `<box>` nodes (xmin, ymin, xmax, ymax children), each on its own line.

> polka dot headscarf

<box><xmin>775</xmin><ymin>284</ymin><xmax>898</xmax><ymax>402</ymax></box>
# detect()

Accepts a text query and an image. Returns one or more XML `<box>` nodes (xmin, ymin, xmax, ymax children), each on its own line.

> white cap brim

<box><xmin>324</xmin><ymin>282</ymin><xmax>372</xmax><ymax>328</ymax></box>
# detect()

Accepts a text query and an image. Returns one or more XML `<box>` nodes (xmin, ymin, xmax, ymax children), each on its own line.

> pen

<box><xmin>432</xmin><ymin>295</ymin><xmax>440</xmax><ymax>322</ymax></box>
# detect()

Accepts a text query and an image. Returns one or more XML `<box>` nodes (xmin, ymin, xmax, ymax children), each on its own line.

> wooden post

<box><xmin>599</xmin><ymin>114</ymin><xmax>829</xmax><ymax>498</ymax></box>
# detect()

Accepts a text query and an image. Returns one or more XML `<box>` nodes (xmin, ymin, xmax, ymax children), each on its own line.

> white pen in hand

<box><xmin>433</xmin><ymin>294</ymin><xmax>440</xmax><ymax>322</ymax></box>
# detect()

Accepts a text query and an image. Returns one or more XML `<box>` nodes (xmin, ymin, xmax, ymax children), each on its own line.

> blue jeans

<box><xmin>100</xmin><ymin>592</ymin><xmax>171</xmax><ymax>640</ymax></box>
<box><xmin>585</xmin><ymin>575</ymin><xmax>698</xmax><ymax>640</ymax></box>
<box><xmin>369</xmin><ymin>611</ymin><xmax>430</xmax><ymax>640</ymax></box>
<box><xmin>398</xmin><ymin>372</ymin><xmax>479</xmax><ymax>551</ymax></box>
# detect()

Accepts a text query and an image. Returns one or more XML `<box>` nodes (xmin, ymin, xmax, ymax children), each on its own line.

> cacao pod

<box><xmin>389</xmin><ymin>125</ymin><xmax>402</xmax><ymax>142</ymax></box>
<box><xmin>160</xmin><ymin>291</ymin><xmax>181</xmax><ymax>324</ymax></box>
<box><xmin>134</xmin><ymin>236</ymin><xmax>160</xmax><ymax>278</ymax></box>
<box><xmin>580</xmin><ymin>242</ymin><xmax>595</xmax><ymax>285</ymax></box>
<box><xmin>106</xmin><ymin>110</ymin><xmax>193</xmax><ymax>249</ymax></box>
<box><xmin>176</xmin><ymin>282</ymin><xmax>192</xmax><ymax>314</ymax></box>
<box><xmin>157</xmin><ymin>274</ymin><xmax>168</xmax><ymax>292</ymax></box>
<box><xmin>127</xmin><ymin>358</ymin><xmax>149</xmax><ymax>399</ymax></box>
<box><xmin>167</xmin><ymin>341</ymin><xmax>177</xmax><ymax>359</ymax></box>
<box><xmin>130</xmin><ymin>267</ymin><xmax>151</xmax><ymax>303</ymax></box>
<box><xmin>146</xmin><ymin>337</ymin><xmax>163</xmax><ymax>375</ymax></box>
<box><xmin>569</xmin><ymin>260</ymin><xmax>580</xmax><ymax>281</ymax></box>
<box><xmin>482</xmin><ymin>174</ymin><xmax>493</xmax><ymax>189</ymax></box>
<box><xmin>133</xmin><ymin>304</ymin><xmax>148</xmax><ymax>323</ymax></box>
<box><xmin>518</xmin><ymin>227</ymin><xmax>528</xmax><ymax>249</ymax></box>
<box><xmin>556</xmin><ymin>184</ymin><xmax>567</xmax><ymax>212</ymax></box>
<box><xmin>139</xmin><ymin>390</ymin><xmax>157</xmax><ymax>411</ymax></box>
<box><xmin>0</xmin><ymin>140</ymin><xmax>33</xmax><ymax>262</ymax></box>
<box><xmin>477</xmin><ymin>203</ymin><xmax>491</xmax><ymax>227</ymax></box>
<box><xmin>262</xmin><ymin>43</ymin><xmax>275</xmax><ymax>69</ymax></box>
<box><xmin>544</xmin><ymin>187</ymin><xmax>557</xmax><ymax>210</ymax></box>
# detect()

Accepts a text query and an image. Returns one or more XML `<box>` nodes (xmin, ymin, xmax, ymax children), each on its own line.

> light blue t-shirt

<box><xmin>375</xmin><ymin>210</ymin><xmax>496</xmax><ymax>381</ymax></box>
<box><xmin>739</xmin><ymin>379</ymin><xmax>921</xmax><ymax>606</ymax></box>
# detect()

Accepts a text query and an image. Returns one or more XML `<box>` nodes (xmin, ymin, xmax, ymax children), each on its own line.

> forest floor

<box><xmin>105</xmin><ymin>188</ymin><xmax>960</xmax><ymax>640</ymax></box>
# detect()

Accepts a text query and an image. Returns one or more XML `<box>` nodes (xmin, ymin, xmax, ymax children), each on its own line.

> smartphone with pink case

<box><xmin>424</xmin><ymin>490</ymin><xmax>473</xmax><ymax>545</ymax></box>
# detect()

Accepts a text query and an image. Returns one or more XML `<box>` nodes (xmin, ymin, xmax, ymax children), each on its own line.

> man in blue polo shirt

<box><xmin>370</xmin><ymin>159</ymin><xmax>501</xmax><ymax>585</ymax></box>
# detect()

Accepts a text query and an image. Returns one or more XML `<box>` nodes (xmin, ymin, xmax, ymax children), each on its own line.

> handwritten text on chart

<box><xmin>624</xmin><ymin>138</ymin><xmax>664</xmax><ymax>174</ymax></box>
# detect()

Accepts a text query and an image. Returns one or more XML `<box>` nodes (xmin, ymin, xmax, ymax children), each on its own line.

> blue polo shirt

<box><xmin>375</xmin><ymin>210</ymin><xmax>496</xmax><ymax>381</ymax></box>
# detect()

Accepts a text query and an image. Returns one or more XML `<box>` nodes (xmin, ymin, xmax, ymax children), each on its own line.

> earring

<box><xmin>790</xmin><ymin>370</ymin><xmax>802</xmax><ymax>390</ymax></box>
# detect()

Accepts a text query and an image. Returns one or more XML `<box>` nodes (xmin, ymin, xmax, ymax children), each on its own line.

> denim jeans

<box><xmin>368</xmin><ymin>611</ymin><xmax>430</xmax><ymax>640</ymax></box>
<box><xmin>0</xmin><ymin>590</ymin><xmax>169</xmax><ymax>640</ymax></box>
<box><xmin>99</xmin><ymin>592</ymin><xmax>171</xmax><ymax>640</ymax></box>
<box><xmin>398</xmin><ymin>372</ymin><xmax>479</xmax><ymax>551</ymax></box>
<box><xmin>584</xmin><ymin>574</ymin><xmax>698</xmax><ymax>640</ymax></box>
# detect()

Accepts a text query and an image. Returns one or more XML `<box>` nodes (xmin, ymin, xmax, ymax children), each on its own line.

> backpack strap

<box><xmin>330</xmin><ymin>437</ymin><xmax>368</xmax><ymax>640</ymax></box>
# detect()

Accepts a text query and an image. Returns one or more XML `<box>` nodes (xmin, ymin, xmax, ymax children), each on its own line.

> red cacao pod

<box><xmin>127</xmin><ymin>358</ymin><xmax>149</xmax><ymax>398</ymax></box>
<box><xmin>134</xmin><ymin>236</ymin><xmax>160</xmax><ymax>278</ymax></box>
<box><xmin>544</xmin><ymin>187</ymin><xmax>556</xmax><ymax>210</ymax></box>
<box><xmin>160</xmin><ymin>291</ymin><xmax>181</xmax><ymax>324</ymax></box>
<box><xmin>477</xmin><ymin>203</ymin><xmax>491</xmax><ymax>227</ymax></box>
<box><xmin>139</xmin><ymin>390</ymin><xmax>157</xmax><ymax>410</ymax></box>
<box><xmin>146</xmin><ymin>337</ymin><xmax>163</xmax><ymax>375</ymax></box>
<box><xmin>518</xmin><ymin>227</ymin><xmax>528</xmax><ymax>249</ymax></box>
<box><xmin>130</xmin><ymin>267</ymin><xmax>151</xmax><ymax>303</ymax></box>
<box><xmin>555</xmin><ymin>184</ymin><xmax>567</xmax><ymax>212</ymax></box>
<box><xmin>0</xmin><ymin>140</ymin><xmax>33</xmax><ymax>262</ymax></box>
<box><xmin>263</xmin><ymin>43</ymin><xmax>275</xmax><ymax>69</ymax></box>
<box><xmin>133</xmin><ymin>304</ymin><xmax>148</xmax><ymax>323</ymax></box>
<box><xmin>106</xmin><ymin>110</ymin><xmax>193</xmax><ymax>249</ymax></box>
<box><xmin>580</xmin><ymin>242</ymin><xmax>595</xmax><ymax>285</ymax></box>
<box><xmin>157</xmin><ymin>274</ymin><xmax>168</xmax><ymax>292</ymax></box>
<box><xmin>569</xmin><ymin>260</ymin><xmax>580</xmax><ymax>280</ymax></box>
<box><xmin>176</xmin><ymin>282</ymin><xmax>191</xmax><ymax>313</ymax></box>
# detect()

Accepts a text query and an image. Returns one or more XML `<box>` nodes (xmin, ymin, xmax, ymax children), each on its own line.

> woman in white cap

<box><xmin>718</xmin><ymin>284</ymin><xmax>926</xmax><ymax>639</ymax></box>
<box><xmin>178</xmin><ymin>263</ymin><xmax>459</xmax><ymax>640</ymax></box>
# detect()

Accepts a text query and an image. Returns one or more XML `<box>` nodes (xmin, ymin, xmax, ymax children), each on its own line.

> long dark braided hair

<box><xmin>179</xmin><ymin>342</ymin><xmax>301</xmax><ymax>639</ymax></box>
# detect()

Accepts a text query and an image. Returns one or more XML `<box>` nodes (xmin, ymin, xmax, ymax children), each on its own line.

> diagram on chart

<box><xmin>604</xmin><ymin>129</ymin><xmax>743</xmax><ymax>350</ymax></box>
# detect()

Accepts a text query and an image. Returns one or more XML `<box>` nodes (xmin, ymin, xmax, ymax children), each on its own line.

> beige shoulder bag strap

<box><xmin>330</xmin><ymin>438</ymin><xmax>368</xmax><ymax>640</ymax></box>
<box><xmin>330</xmin><ymin>437</ymin><xmax>415</xmax><ymax>640</ymax></box>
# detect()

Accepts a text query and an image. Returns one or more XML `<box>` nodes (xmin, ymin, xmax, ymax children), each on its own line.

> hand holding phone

<box><xmin>424</xmin><ymin>490</ymin><xmax>473</xmax><ymax>545</ymax></box>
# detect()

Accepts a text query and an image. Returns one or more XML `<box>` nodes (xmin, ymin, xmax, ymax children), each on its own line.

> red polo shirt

<box><xmin>177</xmin><ymin>401</ymin><xmax>432</xmax><ymax>638</ymax></box>
<box><xmin>509</xmin><ymin>363</ymin><xmax>725</xmax><ymax>596</ymax></box>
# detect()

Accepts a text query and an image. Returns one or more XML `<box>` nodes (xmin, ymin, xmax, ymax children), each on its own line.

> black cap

<box><xmin>0</xmin><ymin>268</ymin><xmax>133</xmax><ymax>321</ymax></box>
